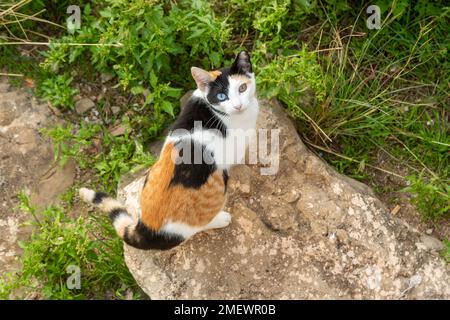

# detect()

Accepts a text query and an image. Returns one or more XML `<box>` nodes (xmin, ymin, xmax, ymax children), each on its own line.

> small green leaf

<box><xmin>149</xmin><ymin>71</ymin><xmax>158</xmax><ymax>88</ymax></box>
<box><xmin>131</xmin><ymin>86</ymin><xmax>144</xmax><ymax>95</ymax></box>
<box><xmin>161</xmin><ymin>101</ymin><xmax>174</xmax><ymax>116</ymax></box>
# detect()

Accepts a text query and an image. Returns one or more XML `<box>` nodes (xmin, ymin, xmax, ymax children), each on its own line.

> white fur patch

<box><xmin>99</xmin><ymin>198</ymin><xmax>124</xmax><ymax>213</ymax></box>
<box><xmin>113</xmin><ymin>213</ymin><xmax>135</xmax><ymax>234</ymax></box>
<box><xmin>79</xmin><ymin>187</ymin><xmax>95</xmax><ymax>203</ymax></box>
<box><xmin>161</xmin><ymin>211</ymin><xmax>231</xmax><ymax>239</ymax></box>
<box><xmin>113</xmin><ymin>212</ymin><xmax>134</xmax><ymax>227</ymax></box>
<box><xmin>206</xmin><ymin>210</ymin><xmax>232</xmax><ymax>229</ymax></box>
<box><xmin>221</xmin><ymin>73</ymin><xmax>257</xmax><ymax>115</ymax></box>
<box><xmin>161</xmin><ymin>221</ymin><xmax>204</xmax><ymax>239</ymax></box>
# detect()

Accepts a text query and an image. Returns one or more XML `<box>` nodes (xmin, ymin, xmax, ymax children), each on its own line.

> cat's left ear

<box><xmin>230</xmin><ymin>51</ymin><xmax>252</xmax><ymax>75</ymax></box>
<box><xmin>191</xmin><ymin>67</ymin><xmax>214</xmax><ymax>92</ymax></box>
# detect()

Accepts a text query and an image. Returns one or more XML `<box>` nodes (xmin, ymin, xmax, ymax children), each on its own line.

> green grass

<box><xmin>42</xmin><ymin>122</ymin><xmax>155</xmax><ymax>193</ymax></box>
<box><xmin>38</xmin><ymin>73</ymin><xmax>79</xmax><ymax>110</ymax></box>
<box><xmin>0</xmin><ymin>191</ymin><xmax>142</xmax><ymax>299</ymax></box>
<box><xmin>443</xmin><ymin>240</ymin><xmax>450</xmax><ymax>263</ymax></box>
<box><xmin>0</xmin><ymin>0</ymin><xmax>448</xmax><ymax>299</ymax></box>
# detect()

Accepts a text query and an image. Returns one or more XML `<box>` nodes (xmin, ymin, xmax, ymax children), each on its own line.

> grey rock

<box><xmin>419</xmin><ymin>235</ymin><xmax>444</xmax><ymax>251</ymax></box>
<box><xmin>101</xmin><ymin>73</ymin><xmax>114</xmax><ymax>83</ymax></box>
<box><xmin>118</xmin><ymin>99</ymin><xmax>449</xmax><ymax>299</ymax></box>
<box><xmin>75</xmin><ymin>98</ymin><xmax>95</xmax><ymax>114</ymax></box>
<box><xmin>111</xmin><ymin>106</ymin><xmax>121</xmax><ymax>114</ymax></box>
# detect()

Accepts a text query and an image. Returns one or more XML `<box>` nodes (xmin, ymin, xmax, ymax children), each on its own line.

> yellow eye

<box><xmin>239</xmin><ymin>83</ymin><xmax>247</xmax><ymax>93</ymax></box>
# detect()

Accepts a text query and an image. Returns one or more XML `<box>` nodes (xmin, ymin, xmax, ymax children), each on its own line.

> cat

<box><xmin>79</xmin><ymin>51</ymin><xmax>259</xmax><ymax>250</ymax></box>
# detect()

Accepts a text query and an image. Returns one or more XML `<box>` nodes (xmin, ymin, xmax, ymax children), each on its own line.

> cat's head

<box><xmin>191</xmin><ymin>51</ymin><xmax>256</xmax><ymax>115</ymax></box>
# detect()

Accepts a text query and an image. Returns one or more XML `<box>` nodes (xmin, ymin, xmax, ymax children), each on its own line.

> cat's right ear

<box><xmin>191</xmin><ymin>67</ymin><xmax>214</xmax><ymax>92</ymax></box>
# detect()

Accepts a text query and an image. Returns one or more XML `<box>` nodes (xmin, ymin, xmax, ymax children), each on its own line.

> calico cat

<box><xmin>80</xmin><ymin>51</ymin><xmax>259</xmax><ymax>250</ymax></box>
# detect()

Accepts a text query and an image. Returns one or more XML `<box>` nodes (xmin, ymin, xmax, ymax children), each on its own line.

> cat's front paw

<box><xmin>208</xmin><ymin>210</ymin><xmax>232</xmax><ymax>229</ymax></box>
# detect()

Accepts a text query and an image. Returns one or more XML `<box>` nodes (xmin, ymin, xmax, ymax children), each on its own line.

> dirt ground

<box><xmin>368</xmin><ymin>149</ymin><xmax>449</xmax><ymax>240</ymax></box>
<box><xmin>0</xmin><ymin>76</ymin><xmax>76</xmax><ymax>275</ymax></box>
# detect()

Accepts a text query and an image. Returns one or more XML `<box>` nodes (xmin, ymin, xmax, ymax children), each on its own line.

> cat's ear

<box><xmin>191</xmin><ymin>67</ymin><xmax>214</xmax><ymax>91</ymax></box>
<box><xmin>230</xmin><ymin>51</ymin><xmax>252</xmax><ymax>75</ymax></box>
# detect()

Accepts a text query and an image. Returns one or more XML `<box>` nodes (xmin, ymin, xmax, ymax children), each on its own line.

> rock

<box><xmin>75</xmin><ymin>98</ymin><xmax>95</xmax><ymax>114</ymax></box>
<box><xmin>109</xmin><ymin>124</ymin><xmax>126</xmax><ymax>136</ymax></box>
<box><xmin>335</xmin><ymin>229</ymin><xmax>349</xmax><ymax>244</ymax></box>
<box><xmin>119</xmin><ymin>99</ymin><xmax>450</xmax><ymax>299</ymax></box>
<box><xmin>111</xmin><ymin>106</ymin><xmax>121</xmax><ymax>114</ymax></box>
<box><xmin>281</xmin><ymin>189</ymin><xmax>300</xmax><ymax>203</ymax></box>
<box><xmin>418</xmin><ymin>235</ymin><xmax>444</xmax><ymax>251</ymax></box>
<box><xmin>101</xmin><ymin>73</ymin><xmax>114</xmax><ymax>83</ymax></box>
<box><xmin>30</xmin><ymin>159</ymin><xmax>76</xmax><ymax>210</ymax></box>
<box><xmin>0</xmin><ymin>81</ymin><xmax>10</xmax><ymax>93</ymax></box>
<box><xmin>228</xmin><ymin>164</ymin><xmax>252</xmax><ymax>194</ymax></box>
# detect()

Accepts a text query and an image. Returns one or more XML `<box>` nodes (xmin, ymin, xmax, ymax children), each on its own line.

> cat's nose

<box><xmin>233</xmin><ymin>105</ymin><xmax>242</xmax><ymax>111</ymax></box>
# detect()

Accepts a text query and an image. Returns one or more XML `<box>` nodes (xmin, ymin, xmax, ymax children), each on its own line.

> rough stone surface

<box><xmin>119</xmin><ymin>99</ymin><xmax>449</xmax><ymax>299</ymax></box>
<box><xmin>0</xmin><ymin>77</ymin><xmax>75</xmax><ymax>274</ymax></box>
<box><xmin>101</xmin><ymin>73</ymin><xmax>114</xmax><ymax>84</ymax></box>
<box><xmin>75</xmin><ymin>97</ymin><xmax>95</xmax><ymax>114</ymax></box>
<box><xmin>111</xmin><ymin>106</ymin><xmax>121</xmax><ymax>115</ymax></box>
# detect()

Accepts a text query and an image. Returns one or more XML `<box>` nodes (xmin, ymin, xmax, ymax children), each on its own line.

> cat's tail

<box><xmin>79</xmin><ymin>187</ymin><xmax>137</xmax><ymax>240</ymax></box>
<box><xmin>79</xmin><ymin>187</ymin><xmax>184</xmax><ymax>250</ymax></box>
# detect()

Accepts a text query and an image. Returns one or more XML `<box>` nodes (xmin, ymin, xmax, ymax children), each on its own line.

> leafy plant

<box><xmin>442</xmin><ymin>239</ymin><xmax>450</xmax><ymax>263</ymax></box>
<box><xmin>42</xmin><ymin>123</ymin><xmax>101</xmax><ymax>168</ymax></box>
<box><xmin>38</xmin><ymin>74</ymin><xmax>79</xmax><ymax>109</ymax></box>
<box><xmin>0</xmin><ymin>192</ymin><xmax>141</xmax><ymax>299</ymax></box>
<box><xmin>43</xmin><ymin>121</ymin><xmax>154</xmax><ymax>192</ymax></box>
<box><xmin>406</xmin><ymin>175</ymin><xmax>450</xmax><ymax>220</ymax></box>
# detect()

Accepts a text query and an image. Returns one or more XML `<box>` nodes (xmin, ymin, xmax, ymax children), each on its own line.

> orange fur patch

<box><xmin>230</xmin><ymin>74</ymin><xmax>251</xmax><ymax>85</ymax></box>
<box><xmin>209</xmin><ymin>70</ymin><xmax>222</xmax><ymax>80</ymax></box>
<box><xmin>140</xmin><ymin>143</ymin><xmax>226</xmax><ymax>231</ymax></box>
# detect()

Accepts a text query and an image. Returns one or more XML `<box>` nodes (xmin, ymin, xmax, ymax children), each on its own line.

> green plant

<box><xmin>42</xmin><ymin>122</ymin><xmax>101</xmax><ymax>168</ymax></box>
<box><xmin>442</xmin><ymin>239</ymin><xmax>450</xmax><ymax>263</ymax></box>
<box><xmin>406</xmin><ymin>175</ymin><xmax>450</xmax><ymax>220</ymax></box>
<box><xmin>38</xmin><ymin>73</ymin><xmax>79</xmax><ymax>109</ymax></box>
<box><xmin>257</xmin><ymin>45</ymin><xmax>327</xmax><ymax>120</ymax></box>
<box><xmin>0</xmin><ymin>192</ymin><xmax>141</xmax><ymax>299</ymax></box>
<box><xmin>43</xmin><ymin>121</ymin><xmax>154</xmax><ymax>192</ymax></box>
<box><xmin>251</xmin><ymin>0</ymin><xmax>449</xmax><ymax>219</ymax></box>
<box><xmin>94</xmin><ymin>133</ymin><xmax>155</xmax><ymax>191</ymax></box>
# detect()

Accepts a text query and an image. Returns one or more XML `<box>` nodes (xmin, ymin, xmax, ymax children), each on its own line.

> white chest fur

<box><xmin>211</xmin><ymin>98</ymin><xmax>259</xmax><ymax>169</ymax></box>
<box><xmin>166</xmin><ymin>98</ymin><xmax>259</xmax><ymax>170</ymax></box>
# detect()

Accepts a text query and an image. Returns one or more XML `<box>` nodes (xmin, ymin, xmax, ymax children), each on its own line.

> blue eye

<box><xmin>216</xmin><ymin>93</ymin><xmax>228</xmax><ymax>102</ymax></box>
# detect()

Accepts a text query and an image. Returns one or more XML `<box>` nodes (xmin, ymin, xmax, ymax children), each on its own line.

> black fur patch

<box><xmin>170</xmin><ymin>97</ymin><xmax>227</xmax><ymax>137</ymax></box>
<box><xmin>123</xmin><ymin>221</ymin><xmax>184</xmax><ymax>250</ymax></box>
<box><xmin>109</xmin><ymin>208</ymin><xmax>126</xmax><ymax>221</ymax></box>
<box><xmin>142</xmin><ymin>171</ymin><xmax>149</xmax><ymax>188</ymax></box>
<box><xmin>206</xmin><ymin>67</ymin><xmax>231</xmax><ymax>106</ymax></box>
<box><xmin>93</xmin><ymin>192</ymin><xmax>108</xmax><ymax>204</ymax></box>
<box><xmin>230</xmin><ymin>51</ymin><xmax>253</xmax><ymax>75</ymax></box>
<box><xmin>170</xmin><ymin>138</ymin><xmax>216</xmax><ymax>189</ymax></box>
<box><xmin>223</xmin><ymin>170</ymin><xmax>229</xmax><ymax>193</ymax></box>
